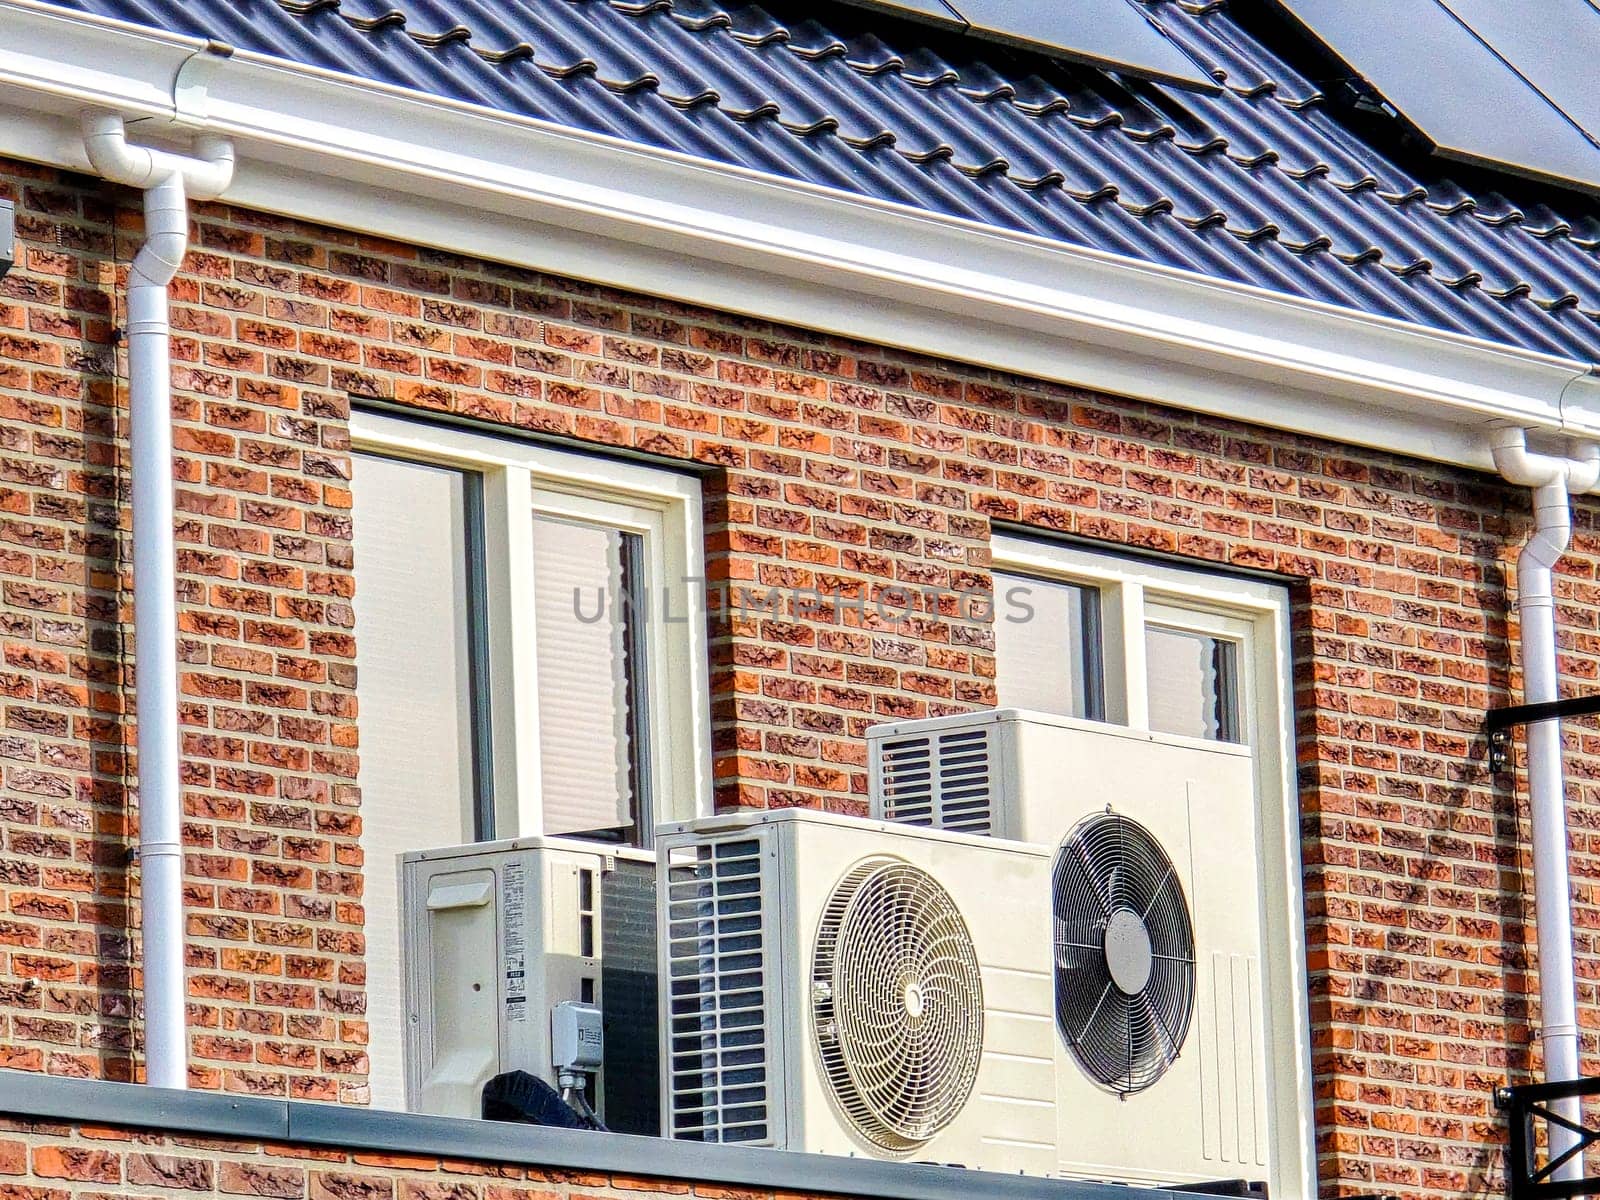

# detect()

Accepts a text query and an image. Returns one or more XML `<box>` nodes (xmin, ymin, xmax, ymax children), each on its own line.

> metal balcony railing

<box><xmin>1497</xmin><ymin>1078</ymin><xmax>1600</xmax><ymax>1200</ymax></box>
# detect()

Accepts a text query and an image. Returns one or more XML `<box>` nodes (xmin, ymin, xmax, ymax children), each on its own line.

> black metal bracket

<box><xmin>1485</xmin><ymin>695</ymin><xmax>1600</xmax><ymax>774</ymax></box>
<box><xmin>1496</xmin><ymin>1077</ymin><xmax>1600</xmax><ymax>1199</ymax></box>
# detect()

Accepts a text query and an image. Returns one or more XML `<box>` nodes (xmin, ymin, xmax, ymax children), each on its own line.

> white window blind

<box><xmin>1145</xmin><ymin>625</ymin><xmax>1241</xmax><ymax>743</ymax></box>
<box><xmin>530</xmin><ymin>516</ymin><xmax>639</xmax><ymax>839</ymax></box>
<box><xmin>351</xmin><ymin>452</ymin><xmax>478</xmax><ymax>1110</ymax></box>
<box><xmin>994</xmin><ymin>571</ymin><xmax>1100</xmax><ymax>718</ymax></box>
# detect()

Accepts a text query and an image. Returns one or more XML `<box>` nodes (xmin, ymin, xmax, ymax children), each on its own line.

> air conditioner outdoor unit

<box><xmin>657</xmin><ymin>808</ymin><xmax>1057</xmax><ymax>1175</ymax></box>
<box><xmin>401</xmin><ymin>837</ymin><xmax>658</xmax><ymax>1133</ymax></box>
<box><xmin>869</xmin><ymin>708</ymin><xmax>1284</xmax><ymax>1190</ymax></box>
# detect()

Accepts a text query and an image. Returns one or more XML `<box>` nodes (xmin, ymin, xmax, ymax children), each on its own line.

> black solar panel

<box><xmin>1438</xmin><ymin>0</ymin><xmax>1600</xmax><ymax>139</ymax></box>
<box><xmin>833</xmin><ymin>0</ymin><xmax>1218</xmax><ymax>91</ymax></box>
<box><xmin>842</xmin><ymin>0</ymin><xmax>964</xmax><ymax>28</ymax></box>
<box><xmin>954</xmin><ymin>0</ymin><xmax>1217</xmax><ymax>88</ymax></box>
<box><xmin>1271</xmin><ymin>0</ymin><xmax>1600</xmax><ymax>194</ymax></box>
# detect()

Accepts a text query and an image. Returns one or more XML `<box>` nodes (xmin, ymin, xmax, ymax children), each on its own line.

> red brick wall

<box><xmin>0</xmin><ymin>155</ymin><xmax>1591</xmax><ymax>1197</ymax></box>
<box><xmin>0</xmin><ymin>162</ymin><xmax>361</xmax><ymax>1099</ymax></box>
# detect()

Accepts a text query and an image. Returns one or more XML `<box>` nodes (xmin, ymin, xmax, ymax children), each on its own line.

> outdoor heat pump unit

<box><xmin>657</xmin><ymin>808</ymin><xmax>1058</xmax><ymax>1175</ymax></box>
<box><xmin>869</xmin><ymin>708</ymin><xmax>1291</xmax><ymax>1190</ymax></box>
<box><xmin>401</xmin><ymin>836</ymin><xmax>658</xmax><ymax>1134</ymax></box>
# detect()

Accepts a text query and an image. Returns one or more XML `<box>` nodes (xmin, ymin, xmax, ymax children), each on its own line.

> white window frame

<box><xmin>352</xmin><ymin>409</ymin><xmax>713</xmax><ymax>844</ymax></box>
<box><xmin>993</xmin><ymin>533</ymin><xmax>1315</xmax><ymax>1200</ymax></box>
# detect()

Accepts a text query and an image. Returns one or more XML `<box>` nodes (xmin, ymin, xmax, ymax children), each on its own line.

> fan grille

<box><xmin>811</xmin><ymin>857</ymin><xmax>984</xmax><ymax>1151</ymax></box>
<box><xmin>1053</xmin><ymin>811</ymin><xmax>1195</xmax><ymax>1095</ymax></box>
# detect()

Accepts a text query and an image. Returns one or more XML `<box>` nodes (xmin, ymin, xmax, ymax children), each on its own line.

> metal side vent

<box><xmin>874</xmin><ymin>725</ymin><xmax>995</xmax><ymax>835</ymax></box>
<box><xmin>663</xmin><ymin>837</ymin><xmax>768</xmax><ymax>1143</ymax></box>
<box><xmin>601</xmin><ymin>857</ymin><xmax>659</xmax><ymax>1137</ymax></box>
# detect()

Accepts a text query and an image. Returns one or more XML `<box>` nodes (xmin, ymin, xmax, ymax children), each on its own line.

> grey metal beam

<box><xmin>0</xmin><ymin>1068</ymin><xmax>1186</xmax><ymax>1200</ymax></box>
<box><xmin>0</xmin><ymin>1072</ymin><xmax>287</xmax><ymax>1139</ymax></box>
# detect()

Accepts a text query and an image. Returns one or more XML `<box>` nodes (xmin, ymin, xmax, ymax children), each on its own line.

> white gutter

<box><xmin>0</xmin><ymin>0</ymin><xmax>1597</xmax><ymax>472</ymax></box>
<box><xmin>1489</xmin><ymin>426</ymin><xmax>1600</xmax><ymax>1181</ymax></box>
<box><xmin>81</xmin><ymin>111</ymin><xmax>233</xmax><ymax>1091</ymax></box>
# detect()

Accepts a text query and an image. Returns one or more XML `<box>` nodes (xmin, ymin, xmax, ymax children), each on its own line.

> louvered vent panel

<box><xmin>1202</xmin><ymin>951</ymin><xmax>1266</xmax><ymax>1166</ymax></box>
<box><xmin>663</xmin><ymin>837</ymin><xmax>770</xmax><ymax>1143</ymax></box>
<box><xmin>875</xmin><ymin>726</ymin><xmax>995</xmax><ymax>835</ymax></box>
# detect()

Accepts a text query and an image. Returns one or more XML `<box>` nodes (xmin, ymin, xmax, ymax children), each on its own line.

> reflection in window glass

<box><xmin>532</xmin><ymin>515</ymin><xmax>645</xmax><ymax>841</ymax></box>
<box><xmin>352</xmin><ymin>452</ymin><xmax>480</xmax><ymax>1110</ymax></box>
<box><xmin>994</xmin><ymin>572</ymin><xmax>1103</xmax><ymax>719</ymax></box>
<box><xmin>1146</xmin><ymin>626</ymin><xmax>1241</xmax><ymax>742</ymax></box>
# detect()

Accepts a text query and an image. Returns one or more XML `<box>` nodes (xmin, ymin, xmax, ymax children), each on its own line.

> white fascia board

<box><xmin>1</xmin><ymin>0</ymin><xmax>1596</xmax><ymax>473</ymax></box>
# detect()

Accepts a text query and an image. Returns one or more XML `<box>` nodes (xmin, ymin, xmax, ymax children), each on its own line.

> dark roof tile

<box><xmin>42</xmin><ymin>0</ymin><xmax>1600</xmax><ymax>361</ymax></box>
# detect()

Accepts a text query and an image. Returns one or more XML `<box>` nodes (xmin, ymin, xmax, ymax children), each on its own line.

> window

<box><xmin>350</xmin><ymin>411</ymin><xmax>710</xmax><ymax>1109</ymax></box>
<box><xmin>530</xmin><ymin>516</ymin><xmax>648</xmax><ymax>840</ymax></box>
<box><xmin>351</xmin><ymin>454</ymin><xmax>482</xmax><ymax>843</ymax></box>
<box><xmin>994</xmin><ymin>548</ymin><xmax>1258</xmax><ymax>746</ymax></box>
<box><xmin>993</xmin><ymin>575</ymin><xmax>1103</xmax><ymax>719</ymax></box>
<box><xmin>1145</xmin><ymin>617</ymin><xmax>1241</xmax><ymax>743</ymax></box>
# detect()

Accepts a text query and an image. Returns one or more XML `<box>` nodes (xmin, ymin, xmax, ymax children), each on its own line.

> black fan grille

<box><xmin>1053</xmin><ymin>811</ymin><xmax>1195</xmax><ymax>1095</ymax></box>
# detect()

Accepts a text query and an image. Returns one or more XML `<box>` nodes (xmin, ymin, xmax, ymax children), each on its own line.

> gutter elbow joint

<box><xmin>79</xmin><ymin>110</ymin><xmax>235</xmax><ymax>199</ymax></box>
<box><xmin>187</xmin><ymin>135</ymin><xmax>235</xmax><ymax>200</ymax></box>
<box><xmin>81</xmin><ymin>110</ymin><xmax>157</xmax><ymax>188</ymax></box>
<box><xmin>1488</xmin><ymin>425</ymin><xmax>1600</xmax><ymax>496</ymax></box>
<box><xmin>129</xmin><ymin>233</ymin><xmax>189</xmax><ymax>291</ymax></box>
<box><xmin>1564</xmin><ymin>440</ymin><xmax>1600</xmax><ymax>494</ymax></box>
<box><xmin>128</xmin><ymin>177</ymin><xmax>192</xmax><ymax>291</ymax></box>
<box><xmin>1489</xmin><ymin>424</ymin><xmax>1564</xmax><ymax>489</ymax></box>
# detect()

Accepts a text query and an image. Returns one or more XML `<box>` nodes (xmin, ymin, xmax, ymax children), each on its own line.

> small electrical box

<box><xmin>552</xmin><ymin>1000</ymin><xmax>604</xmax><ymax>1072</ymax></box>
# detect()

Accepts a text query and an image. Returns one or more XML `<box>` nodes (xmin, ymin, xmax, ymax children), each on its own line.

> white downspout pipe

<box><xmin>1490</xmin><ymin>424</ymin><xmax>1600</xmax><ymax>1179</ymax></box>
<box><xmin>82</xmin><ymin>112</ymin><xmax>233</xmax><ymax>1091</ymax></box>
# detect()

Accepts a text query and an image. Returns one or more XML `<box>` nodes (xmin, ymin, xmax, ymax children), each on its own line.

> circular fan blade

<box><xmin>1052</xmin><ymin>812</ymin><xmax>1197</xmax><ymax>1095</ymax></box>
<box><xmin>812</xmin><ymin>857</ymin><xmax>984</xmax><ymax>1151</ymax></box>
